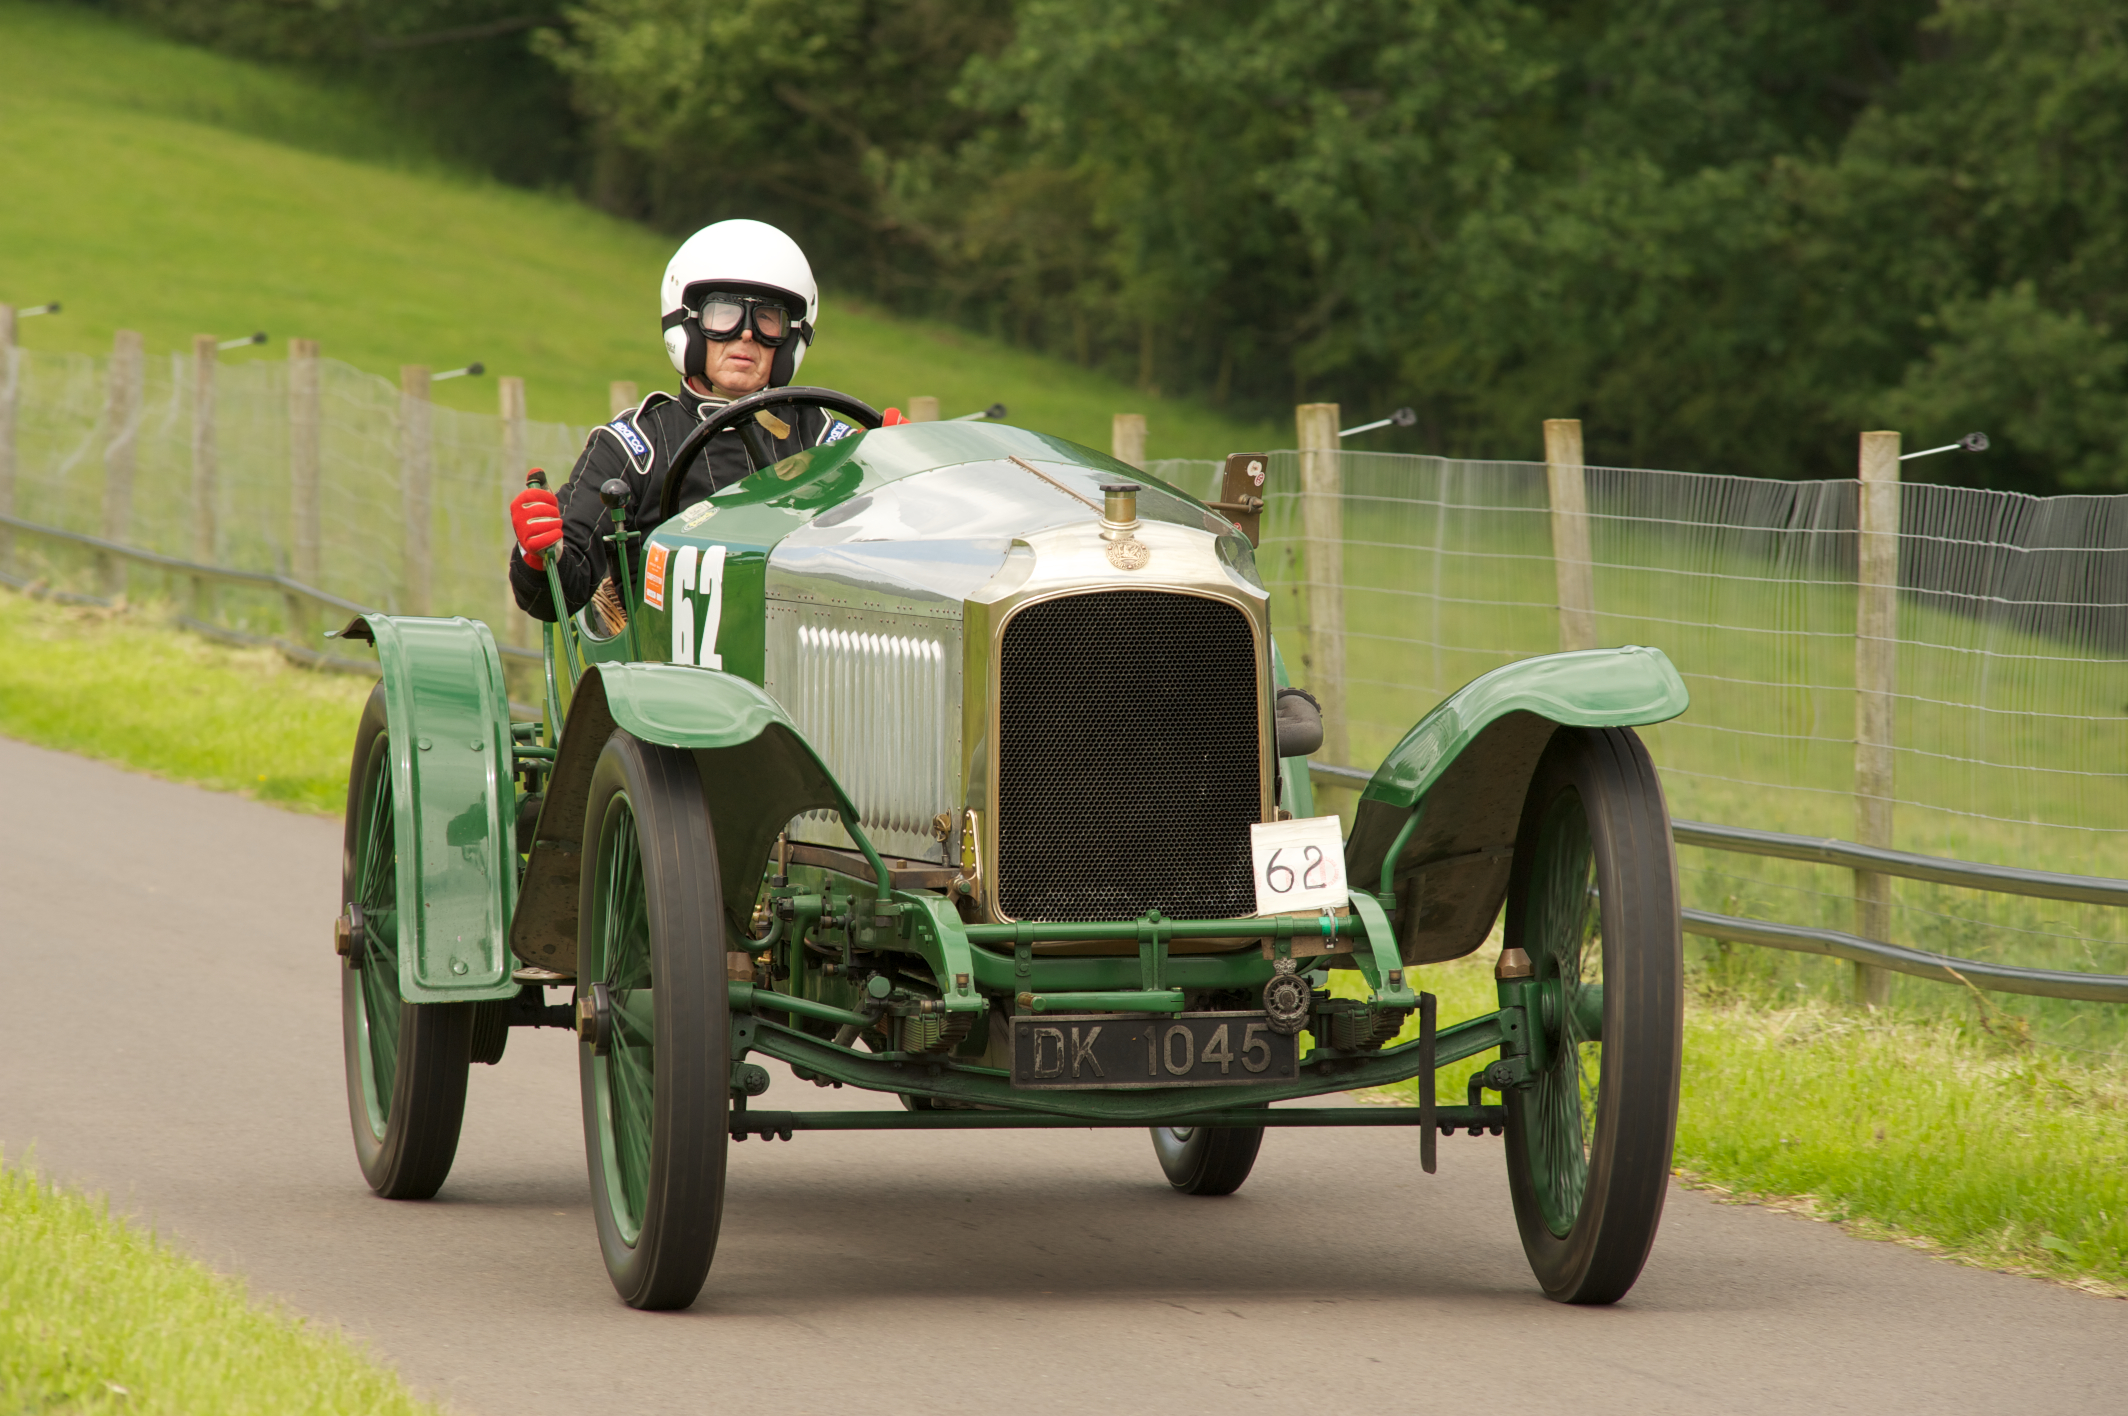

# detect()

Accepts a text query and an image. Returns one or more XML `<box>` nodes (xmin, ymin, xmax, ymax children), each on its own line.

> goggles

<box><xmin>694</xmin><ymin>292</ymin><xmax>792</xmax><ymax>346</ymax></box>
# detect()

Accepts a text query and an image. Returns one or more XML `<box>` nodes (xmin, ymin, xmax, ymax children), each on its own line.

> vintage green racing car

<box><xmin>332</xmin><ymin>387</ymin><xmax>1690</xmax><ymax>1310</ymax></box>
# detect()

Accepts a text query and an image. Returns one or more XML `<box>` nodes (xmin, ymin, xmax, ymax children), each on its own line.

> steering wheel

<box><xmin>657</xmin><ymin>385</ymin><xmax>884</xmax><ymax>523</ymax></box>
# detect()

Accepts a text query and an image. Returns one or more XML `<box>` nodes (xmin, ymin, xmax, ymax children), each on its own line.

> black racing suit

<box><xmin>509</xmin><ymin>385</ymin><xmax>848</xmax><ymax>621</ymax></box>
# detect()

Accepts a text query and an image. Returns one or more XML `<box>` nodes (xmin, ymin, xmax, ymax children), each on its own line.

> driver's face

<box><xmin>703</xmin><ymin>329</ymin><xmax>774</xmax><ymax>399</ymax></box>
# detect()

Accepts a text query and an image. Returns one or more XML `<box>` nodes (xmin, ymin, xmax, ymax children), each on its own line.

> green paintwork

<box><xmin>895</xmin><ymin>894</ymin><xmax>984</xmax><ymax>1014</ymax></box>
<box><xmin>964</xmin><ymin>943</ymin><xmax>1273</xmax><ymax>994</ymax></box>
<box><xmin>727</xmin><ymin>982</ymin><xmax>875</xmax><ymax>1032</ymax></box>
<box><xmin>632</xmin><ymin>421</ymin><xmax>1195</xmax><ymax>685</ymax></box>
<box><xmin>730</xmin><ymin>1107</ymin><xmax>1503</xmax><ymax>1132</ymax></box>
<box><xmin>1515</xmin><ymin>789</ymin><xmax>1604</xmax><ymax>1237</ymax></box>
<box><xmin>1360</xmin><ymin>646</ymin><xmax>1688</xmax><ymax>811</ymax></box>
<box><xmin>510</xmin><ymin>662</ymin><xmax>859</xmax><ymax>970</ymax></box>
<box><xmin>1270</xmin><ymin>636</ymin><xmax>1316</xmax><ymax>819</ymax></box>
<box><xmin>1346</xmin><ymin>890</ymin><xmax>1417</xmax><ymax>1007</ymax></box>
<box><xmin>598</xmin><ymin>661</ymin><xmax>844</xmax><ymax>770</ymax></box>
<box><xmin>348</xmin><ymin>727</ymin><xmax>401</xmax><ymax>1136</ymax></box>
<box><xmin>339</xmin><ymin>614</ymin><xmax>518</xmax><ymax>1004</ymax></box>
<box><xmin>960</xmin><ymin>915</ymin><xmax>1362</xmax><ymax>947</ymax></box>
<box><xmin>585</xmin><ymin>789</ymin><xmax>653</xmax><ymax>1245</ymax></box>
<box><xmin>1340</xmin><ymin>645</ymin><xmax>1689</xmax><ymax>958</ymax></box>
<box><xmin>1023</xmin><ymin>990</ymin><xmax>1187</xmax><ymax>1013</ymax></box>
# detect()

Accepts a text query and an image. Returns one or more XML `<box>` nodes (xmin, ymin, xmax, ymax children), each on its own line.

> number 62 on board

<box><xmin>1248</xmin><ymin>815</ymin><xmax>1348</xmax><ymax>915</ymax></box>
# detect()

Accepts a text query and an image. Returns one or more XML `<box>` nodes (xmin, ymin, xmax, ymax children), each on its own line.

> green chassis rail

<box><xmin>728</xmin><ymin>1108</ymin><xmax>1510</xmax><ymax>1140</ymax></box>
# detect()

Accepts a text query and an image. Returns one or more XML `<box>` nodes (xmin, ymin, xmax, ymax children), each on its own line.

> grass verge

<box><xmin>0</xmin><ymin>591</ymin><xmax>370</xmax><ymax>814</ymax></box>
<box><xmin>0</xmin><ymin>1157</ymin><xmax>439</xmax><ymax>1415</ymax></box>
<box><xmin>1358</xmin><ymin>948</ymin><xmax>2128</xmax><ymax>1295</ymax></box>
<box><xmin>1672</xmin><ymin>996</ymin><xmax>2128</xmax><ymax>1294</ymax></box>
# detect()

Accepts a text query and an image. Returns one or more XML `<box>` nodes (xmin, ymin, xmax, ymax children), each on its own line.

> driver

<box><xmin>508</xmin><ymin>218</ymin><xmax>857</xmax><ymax>622</ymax></box>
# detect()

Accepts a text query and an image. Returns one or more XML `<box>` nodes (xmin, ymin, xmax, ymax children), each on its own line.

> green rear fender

<box><xmin>338</xmin><ymin>615</ymin><xmax>518</xmax><ymax>1003</ymax></box>
<box><xmin>1345</xmin><ymin>645</ymin><xmax>1688</xmax><ymax>967</ymax></box>
<box><xmin>511</xmin><ymin>663</ymin><xmax>856</xmax><ymax>975</ymax></box>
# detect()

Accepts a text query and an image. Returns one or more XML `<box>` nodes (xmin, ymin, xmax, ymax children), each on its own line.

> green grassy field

<box><xmin>0</xmin><ymin>0</ymin><xmax>1274</xmax><ymax>453</ymax></box>
<box><xmin>0</xmin><ymin>1156</ymin><xmax>440</xmax><ymax>1414</ymax></box>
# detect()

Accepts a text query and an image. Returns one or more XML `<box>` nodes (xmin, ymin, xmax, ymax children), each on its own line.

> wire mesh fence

<box><xmin>1149</xmin><ymin>450</ymin><xmax>2128</xmax><ymax>1051</ymax></box>
<box><xmin>4</xmin><ymin>340</ymin><xmax>2123</xmax><ymax>1044</ymax></box>
<box><xmin>0</xmin><ymin>344</ymin><xmax>589</xmax><ymax>655</ymax></box>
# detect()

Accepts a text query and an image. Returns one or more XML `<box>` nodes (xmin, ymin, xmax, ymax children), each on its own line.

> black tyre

<box><xmin>579</xmin><ymin>731</ymin><xmax>729</xmax><ymax>1311</ymax></box>
<box><xmin>1501</xmin><ymin>726</ymin><xmax>1682</xmax><ymax>1305</ymax></box>
<box><xmin>340</xmin><ymin>682</ymin><xmax>474</xmax><ymax>1199</ymax></box>
<box><xmin>1150</xmin><ymin>1123</ymin><xmax>1264</xmax><ymax>1196</ymax></box>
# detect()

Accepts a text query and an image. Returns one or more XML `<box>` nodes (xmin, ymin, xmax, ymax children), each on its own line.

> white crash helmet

<box><xmin>659</xmin><ymin>219</ymin><xmax>818</xmax><ymax>387</ymax></box>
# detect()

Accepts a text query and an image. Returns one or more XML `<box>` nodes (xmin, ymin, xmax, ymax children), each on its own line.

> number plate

<box><xmin>1010</xmin><ymin>1013</ymin><xmax>1299</xmax><ymax>1089</ymax></box>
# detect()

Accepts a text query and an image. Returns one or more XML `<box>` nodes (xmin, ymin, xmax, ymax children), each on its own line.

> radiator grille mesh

<box><xmin>996</xmin><ymin>590</ymin><xmax>1261</xmax><ymax>921</ymax></box>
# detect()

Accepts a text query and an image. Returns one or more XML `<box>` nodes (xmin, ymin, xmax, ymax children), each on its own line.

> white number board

<box><xmin>1249</xmin><ymin>816</ymin><xmax>1349</xmax><ymax>916</ymax></box>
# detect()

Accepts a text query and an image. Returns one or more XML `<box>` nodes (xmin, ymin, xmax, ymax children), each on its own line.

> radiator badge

<box><xmin>1105</xmin><ymin>537</ymin><xmax>1150</xmax><ymax>571</ymax></box>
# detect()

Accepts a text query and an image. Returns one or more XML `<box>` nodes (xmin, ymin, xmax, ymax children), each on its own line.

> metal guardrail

<box><xmin>0</xmin><ymin>511</ymin><xmax>540</xmax><ymax>666</ymax></box>
<box><xmin>1306</xmin><ymin>760</ymin><xmax>2128</xmax><ymax>1004</ymax></box>
<box><xmin>1670</xmin><ymin>818</ymin><xmax>2128</xmax><ymax>908</ymax></box>
<box><xmin>1679</xmin><ymin>908</ymin><xmax>2128</xmax><ymax>1003</ymax></box>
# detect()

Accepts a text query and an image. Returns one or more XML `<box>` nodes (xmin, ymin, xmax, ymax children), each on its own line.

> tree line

<box><xmin>93</xmin><ymin>0</ymin><xmax>2128</xmax><ymax>492</ymax></box>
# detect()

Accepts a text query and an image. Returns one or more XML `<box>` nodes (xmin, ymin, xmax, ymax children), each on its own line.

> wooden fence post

<box><xmin>287</xmin><ymin>339</ymin><xmax>321</xmax><ymax>639</ymax></box>
<box><xmin>190</xmin><ymin>334</ymin><xmax>218</xmax><ymax>621</ymax></box>
<box><xmin>101</xmin><ymin>329</ymin><xmax>144</xmax><ymax>600</ymax></box>
<box><xmin>609</xmin><ymin>380</ymin><xmax>637</xmax><ymax>418</ymax></box>
<box><xmin>1297</xmin><ymin>401</ymin><xmax>1348</xmax><ymax>766</ymax></box>
<box><xmin>499</xmin><ymin>375</ymin><xmax>528</xmax><ymax>648</ymax></box>
<box><xmin>1544</xmin><ymin>418</ymin><xmax>1597</xmax><ymax>652</ymax></box>
<box><xmin>1854</xmin><ymin>429</ymin><xmax>1902</xmax><ymax>1008</ymax></box>
<box><xmin>0</xmin><ymin>305</ymin><xmax>16</xmax><ymax>575</ymax></box>
<box><xmin>400</xmin><ymin>365</ymin><xmax>433</xmax><ymax>616</ymax></box>
<box><xmin>1111</xmin><ymin>413</ymin><xmax>1147</xmax><ymax>469</ymax></box>
<box><xmin>909</xmin><ymin>395</ymin><xmax>941</xmax><ymax>423</ymax></box>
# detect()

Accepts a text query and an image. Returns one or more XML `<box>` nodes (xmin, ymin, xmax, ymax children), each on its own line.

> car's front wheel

<box><xmin>340</xmin><ymin>683</ymin><xmax>473</xmax><ymax>1199</ymax></box>
<box><xmin>1501</xmin><ymin>726</ymin><xmax>1682</xmax><ymax>1305</ymax></box>
<box><xmin>578</xmin><ymin>731</ymin><xmax>730</xmax><ymax>1311</ymax></box>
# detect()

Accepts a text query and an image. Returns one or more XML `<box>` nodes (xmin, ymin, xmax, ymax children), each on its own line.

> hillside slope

<box><xmin>0</xmin><ymin>1</ymin><xmax>1270</xmax><ymax>454</ymax></box>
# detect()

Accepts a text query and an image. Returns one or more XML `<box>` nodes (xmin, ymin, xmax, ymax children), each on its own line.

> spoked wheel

<box><xmin>1150</xmin><ymin>1122</ymin><xmax>1263</xmax><ymax>1196</ymax></box>
<box><xmin>340</xmin><ymin>683</ymin><xmax>474</xmax><ymax>1199</ymax></box>
<box><xmin>1501</xmin><ymin>726</ymin><xmax>1682</xmax><ymax>1305</ymax></box>
<box><xmin>579</xmin><ymin>732</ymin><xmax>729</xmax><ymax>1311</ymax></box>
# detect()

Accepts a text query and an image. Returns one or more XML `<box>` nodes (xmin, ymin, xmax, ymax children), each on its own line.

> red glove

<box><xmin>882</xmin><ymin>407</ymin><xmax>907</xmax><ymax>426</ymax></box>
<box><xmin>511</xmin><ymin>484</ymin><xmax>563</xmax><ymax>569</ymax></box>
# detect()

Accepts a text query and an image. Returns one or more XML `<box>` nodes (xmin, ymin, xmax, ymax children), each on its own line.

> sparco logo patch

<box><xmin>608</xmin><ymin>417</ymin><xmax>651</xmax><ymax>460</ymax></box>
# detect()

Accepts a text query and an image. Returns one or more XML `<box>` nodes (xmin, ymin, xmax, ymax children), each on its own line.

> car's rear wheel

<box><xmin>340</xmin><ymin>683</ymin><xmax>474</xmax><ymax>1199</ymax></box>
<box><xmin>1501</xmin><ymin>726</ymin><xmax>1681</xmax><ymax>1305</ymax></box>
<box><xmin>1150</xmin><ymin>1123</ymin><xmax>1264</xmax><ymax>1196</ymax></box>
<box><xmin>579</xmin><ymin>731</ymin><xmax>729</xmax><ymax>1311</ymax></box>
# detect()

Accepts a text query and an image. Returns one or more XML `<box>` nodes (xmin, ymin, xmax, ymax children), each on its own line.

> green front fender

<box><xmin>511</xmin><ymin>663</ymin><xmax>856</xmax><ymax>974</ymax></box>
<box><xmin>339</xmin><ymin>615</ymin><xmax>518</xmax><ymax>1003</ymax></box>
<box><xmin>1345</xmin><ymin>645</ymin><xmax>1688</xmax><ymax>967</ymax></box>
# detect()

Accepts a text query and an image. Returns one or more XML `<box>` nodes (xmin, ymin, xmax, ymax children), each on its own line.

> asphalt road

<box><xmin>3</xmin><ymin>733</ymin><xmax>2121</xmax><ymax>1415</ymax></box>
